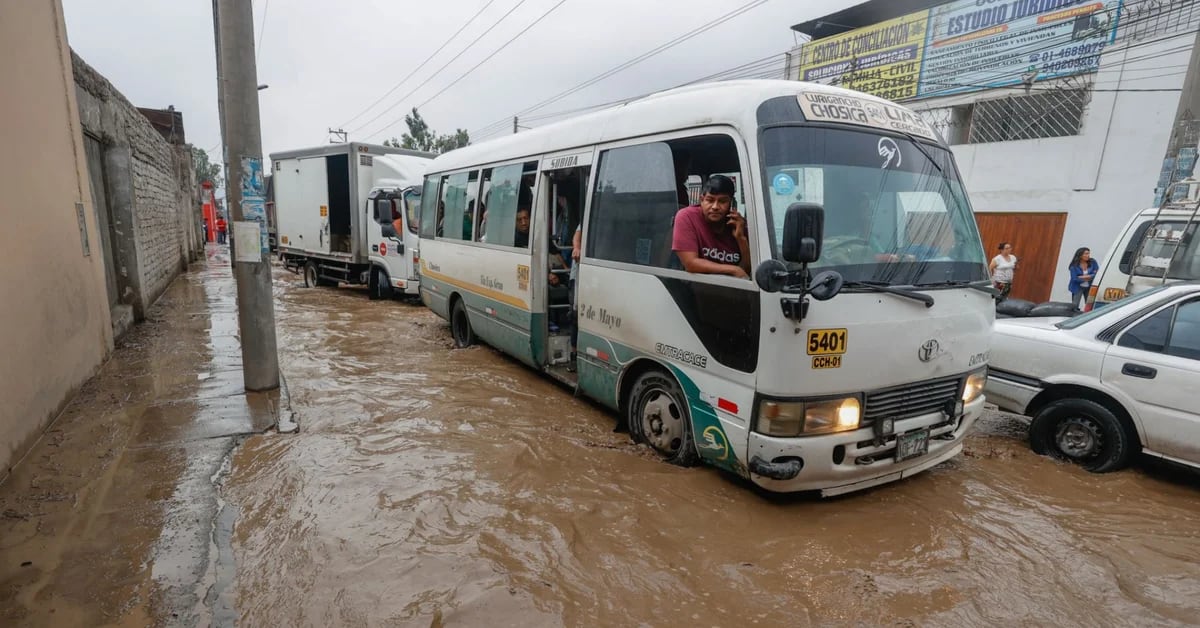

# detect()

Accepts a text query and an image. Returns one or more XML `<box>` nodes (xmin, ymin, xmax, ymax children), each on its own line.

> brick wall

<box><xmin>72</xmin><ymin>52</ymin><xmax>200</xmax><ymax>320</ymax></box>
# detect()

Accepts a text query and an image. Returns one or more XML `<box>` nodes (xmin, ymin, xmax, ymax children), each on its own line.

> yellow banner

<box><xmin>797</xmin><ymin>11</ymin><xmax>929</xmax><ymax>102</ymax></box>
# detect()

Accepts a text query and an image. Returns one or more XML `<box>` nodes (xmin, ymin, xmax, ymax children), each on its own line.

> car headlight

<box><xmin>757</xmin><ymin>397</ymin><xmax>861</xmax><ymax>437</ymax></box>
<box><xmin>962</xmin><ymin>368</ymin><xmax>987</xmax><ymax>404</ymax></box>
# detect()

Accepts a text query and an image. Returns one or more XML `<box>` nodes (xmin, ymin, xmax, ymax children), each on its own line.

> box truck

<box><xmin>271</xmin><ymin>143</ymin><xmax>434</xmax><ymax>299</ymax></box>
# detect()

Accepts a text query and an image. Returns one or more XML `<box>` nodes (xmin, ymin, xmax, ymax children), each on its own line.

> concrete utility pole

<box><xmin>213</xmin><ymin>0</ymin><xmax>280</xmax><ymax>391</ymax></box>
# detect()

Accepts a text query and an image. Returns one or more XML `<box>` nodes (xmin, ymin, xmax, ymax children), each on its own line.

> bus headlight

<box><xmin>962</xmin><ymin>369</ymin><xmax>987</xmax><ymax>404</ymax></box>
<box><xmin>757</xmin><ymin>397</ymin><xmax>862</xmax><ymax>437</ymax></box>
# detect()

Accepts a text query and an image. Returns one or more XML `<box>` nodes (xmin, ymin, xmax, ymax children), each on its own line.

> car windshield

<box><xmin>1056</xmin><ymin>284</ymin><xmax>1172</xmax><ymax>330</ymax></box>
<box><xmin>762</xmin><ymin>126</ymin><xmax>988</xmax><ymax>286</ymax></box>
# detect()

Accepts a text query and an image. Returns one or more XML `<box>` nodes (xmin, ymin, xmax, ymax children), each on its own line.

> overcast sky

<box><xmin>62</xmin><ymin>0</ymin><xmax>856</xmax><ymax>181</ymax></box>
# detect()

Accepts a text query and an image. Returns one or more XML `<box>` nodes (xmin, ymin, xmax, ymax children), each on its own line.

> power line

<box><xmin>471</xmin><ymin>47</ymin><xmax>789</xmax><ymax>138</ymax></box>
<box><xmin>255</xmin><ymin>0</ymin><xmax>270</xmax><ymax>64</ymax></box>
<box><xmin>336</xmin><ymin>0</ymin><xmax>502</xmax><ymax>130</ymax></box>
<box><xmin>509</xmin><ymin>0</ymin><xmax>774</xmax><ymax>121</ymax></box>
<box><xmin>362</xmin><ymin>0</ymin><xmax>571</xmax><ymax>141</ymax></box>
<box><xmin>471</xmin><ymin>51</ymin><xmax>793</xmax><ymax>141</ymax></box>
<box><xmin>348</xmin><ymin>0</ymin><xmax>534</xmax><ymax>136</ymax></box>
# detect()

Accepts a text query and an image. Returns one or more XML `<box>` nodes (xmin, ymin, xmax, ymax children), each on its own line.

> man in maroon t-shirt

<box><xmin>671</xmin><ymin>175</ymin><xmax>751</xmax><ymax>278</ymax></box>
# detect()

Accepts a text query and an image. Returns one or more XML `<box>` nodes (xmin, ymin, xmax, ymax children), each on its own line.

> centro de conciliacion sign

<box><xmin>798</xmin><ymin>0</ymin><xmax>1123</xmax><ymax>102</ymax></box>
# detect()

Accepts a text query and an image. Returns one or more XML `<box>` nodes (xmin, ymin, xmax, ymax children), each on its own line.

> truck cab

<box><xmin>365</xmin><ymin>185</ymin><xmax>421</xmax><ymax>299</ymax></box>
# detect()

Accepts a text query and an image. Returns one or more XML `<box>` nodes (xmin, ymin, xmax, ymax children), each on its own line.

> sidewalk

<box><xmin>0</xmin><ymin>245</ymin><xmax>283</xmax><ymax>626</ymax></box>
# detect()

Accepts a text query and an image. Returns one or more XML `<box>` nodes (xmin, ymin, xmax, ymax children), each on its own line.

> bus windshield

<box><xmin>762</xmin><ymin>126</ymin><xmax>987</xmax><ymax>286</ymax></box>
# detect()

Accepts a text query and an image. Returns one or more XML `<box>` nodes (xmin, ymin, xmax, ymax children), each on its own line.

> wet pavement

<box><xmin>3</xmin><ymin>247</ymin><xmax>1200</xmax><ymax>626</ymax></box>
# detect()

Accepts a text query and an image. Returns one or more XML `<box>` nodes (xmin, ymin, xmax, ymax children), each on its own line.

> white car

<box><xmin>986</xmin><ymin>282</ymin><xmax>1200</xmax><ymax>473</ymax></box>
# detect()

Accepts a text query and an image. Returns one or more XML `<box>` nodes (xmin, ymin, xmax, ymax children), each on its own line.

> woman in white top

<box><xmin>990</xmin><ymin>242</ymin><xmax>1017</xmax><ymax>299</ymax></box>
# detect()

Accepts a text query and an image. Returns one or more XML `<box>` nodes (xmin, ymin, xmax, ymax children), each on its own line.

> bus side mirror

<box><xmin>782</xmin><ymin>203</ymin><xmax>824</xmax><ymax>264</ymax></box>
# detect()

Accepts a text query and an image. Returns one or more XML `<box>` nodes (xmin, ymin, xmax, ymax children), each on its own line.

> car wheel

<box><xmin>626</xmin><ymin>370</ymin><xmax>699</xmax><ymax>467</ymax></box>
<box><xmin>451</xmin><ymin>298</ymin><xmax>474</xmax><ymax>348</ymax></box>
<box><xmin>1029</xmin><ymin>398</ymin><xmax>1136</xmax><ymax>473</ymax></box>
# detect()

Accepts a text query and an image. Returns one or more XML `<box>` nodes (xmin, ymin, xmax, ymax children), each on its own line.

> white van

<box><xmin>1087</xmin><ymin>199</ymin><xmax>1200</xmax><ymax>311</ymax></box>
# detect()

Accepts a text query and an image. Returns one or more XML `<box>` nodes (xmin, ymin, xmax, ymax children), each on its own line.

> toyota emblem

<box><xmin>918</xmin><ymin>339</ymin><xmax>941</xmax><ymax>362</ymax></box>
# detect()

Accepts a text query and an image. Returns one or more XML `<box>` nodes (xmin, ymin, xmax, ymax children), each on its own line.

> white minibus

<box><xmin>418</xmin><ymin>81</ymin><xmax>994</xmax><ymax>496</ymax></box>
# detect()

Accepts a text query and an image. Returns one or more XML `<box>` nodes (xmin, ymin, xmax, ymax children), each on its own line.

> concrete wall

<box><xmin>0</xmin><ymin>1</ymin><xmax>113</xmax><ymax>476</ymax></box>
<box><xmin>72</xmin><ymin>54</ymin><xmax>201</xmax><ymax>322</ymax></box>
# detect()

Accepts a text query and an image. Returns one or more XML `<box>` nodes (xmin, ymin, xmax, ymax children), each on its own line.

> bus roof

<box><xmin>428</xmin><ymin>80</ymin><xmax>927</xmax><ymax>174</ymax></box>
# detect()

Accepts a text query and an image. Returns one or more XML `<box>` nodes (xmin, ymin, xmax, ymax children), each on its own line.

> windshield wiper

<box><xmin>914</xmin><ymin>279</ymin><xmax>999</xmax><ymax>296</ymax></box>
<box><xmin>844</xmin><ymin>281</ymin><xmax>935</xmax><ymax>308</ymax></box>
<box><xmin>900</xmin><ymin>132</ymin><xmax>946</xmax><ymax>176</ymax></box>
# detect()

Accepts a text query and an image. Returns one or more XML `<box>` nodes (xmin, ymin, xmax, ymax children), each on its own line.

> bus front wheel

<box><xmin>627</xmin><ymin>370</ymin><xmax>698</xmax><ymax>467</ymax></box>
<box><xmin>451</xmin><ymin>298</ymin><xmax>475</xmax><ymax>348</ymax></box>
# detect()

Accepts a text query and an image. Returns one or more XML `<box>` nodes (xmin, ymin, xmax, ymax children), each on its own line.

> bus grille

<box><xmin>864</xmin><ymin>376</ymin><xmax>963</xmax><ymax>423</ymax></box>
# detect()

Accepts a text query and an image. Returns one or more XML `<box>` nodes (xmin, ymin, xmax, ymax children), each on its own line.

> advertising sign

<box><xmin>917</xmin><ymin>0</ymin><xmax>1122</xmax><ymax>98</ymax></box>
<box><xmin>797</xmin><ymin>12</ymin><xmax>930</xmax><ymax>101</ymax></box>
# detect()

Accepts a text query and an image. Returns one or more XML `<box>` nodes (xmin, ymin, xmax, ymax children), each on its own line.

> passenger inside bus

<box><xmin>671</xmin><ymin>175</ymin><xmax>751</xmax><ymax>278</ymax></box>
<box><xmin>514</xmin><ymin>206</ymin><xmax>531</xmax><ymax>248</ymax></box>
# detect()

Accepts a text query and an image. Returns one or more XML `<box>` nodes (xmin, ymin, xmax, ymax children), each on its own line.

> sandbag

<box><xmin>996</xmin><ymin>298</ymin><xmax>1035</xmax><ymax>317</ymax></box>
<box><xmin>1028</xmin><ymin>302</ymin><xmax>1078</xmax><ymax>318</ymax></box>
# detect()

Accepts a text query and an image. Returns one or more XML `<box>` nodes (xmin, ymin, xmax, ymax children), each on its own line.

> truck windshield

<box><xmin>1132</xmin><ymin>221</ymin><xmax>1200</xmax><ymax>280</ymax></box>
<box><xmin>762</xmin><ymin>126</ymin><xmax>987</xmax><ymax>286</ymax></box>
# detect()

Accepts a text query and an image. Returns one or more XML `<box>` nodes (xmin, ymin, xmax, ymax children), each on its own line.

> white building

<box><xmin>789</xmin><ymin>0</ymin><xmax>1200</xmax><ymax>302</ymax></box>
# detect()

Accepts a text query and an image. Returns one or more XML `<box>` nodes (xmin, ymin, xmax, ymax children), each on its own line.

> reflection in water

<box><xmin>225</xmin><ymin>269</ymin><xmax>1200</xmax><ymax>627</ymax></box>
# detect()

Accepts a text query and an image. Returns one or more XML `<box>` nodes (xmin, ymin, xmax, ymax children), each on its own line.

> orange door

<box><xmin>975</xmin><ymin>212</ymin><xmax>1067</xmax><ymax>303</ymax></box>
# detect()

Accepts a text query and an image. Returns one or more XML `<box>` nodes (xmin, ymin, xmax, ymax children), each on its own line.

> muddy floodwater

<box><xmin>213</xmin><ymin>267</ymin><xmax>1200</xmax><ymax>627</ymax></box>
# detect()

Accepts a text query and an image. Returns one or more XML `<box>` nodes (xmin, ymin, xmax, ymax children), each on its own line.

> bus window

<box><xmin>439</xmin><ymin>172</ymin><xmax>474</xmax><ymax>241</ymax></box>
<box><xmin>419</xmin><ymin>176</ymin><xmax>439</xmax><ymax>239</ymax></box>
<box><xmin>478</xmin><ymin>163</ymin><xmax>525</xmax><ymax>247</ymax></box>
<box><xmin>588</xmin><ymin>134</ymin><xmax>741</xmax><ymax>269</ymax></box>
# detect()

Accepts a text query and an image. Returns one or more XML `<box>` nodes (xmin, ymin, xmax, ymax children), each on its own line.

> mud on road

<box><xmin>220</xmin><ymin>269</ymin><xmax>1200</xmax><ymax>627</ymax></box>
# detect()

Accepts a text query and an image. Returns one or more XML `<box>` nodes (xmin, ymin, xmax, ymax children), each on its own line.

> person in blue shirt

<box><xmin>1067</xmin><ymin>247</ymin><xmax>1100</xmax><ymax>311</ymax></box>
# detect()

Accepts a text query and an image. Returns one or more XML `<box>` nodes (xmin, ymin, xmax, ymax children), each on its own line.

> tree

<box><xmin>383</xmin><ymin>108</ymin><xmax>470</xmax><ymax>154</ymax></box>
<box><xmin>190</xmin><ymin>145</ymin><xmax>223</xmax><ymax>188</ymax></box>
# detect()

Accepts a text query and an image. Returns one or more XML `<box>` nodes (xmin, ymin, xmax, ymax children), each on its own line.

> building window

<box><xmin>968</xmin><ymin>90</ymin><xmax>1088</xmax><ymax>144</ymax></box>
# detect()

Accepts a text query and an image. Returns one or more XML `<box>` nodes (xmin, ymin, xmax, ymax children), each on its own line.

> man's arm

<box><xmin>677</xmin><ymin>251</ymin><xmax>749</xmax><ymax>278</ymax></box>
<box><xmin>571</xmin><ymin>225</ymin><xmax>582</xmax><ymax>262</ymax></box>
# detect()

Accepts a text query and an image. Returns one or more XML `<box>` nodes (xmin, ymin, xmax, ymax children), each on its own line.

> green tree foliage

<box><xmin>190</xmin><ymin>145</ymin><xmax>223</xmax><ymax>188</ymax></box>
<box><xmin>382</xmin><ymin>108</ymin><xmax>470</xmax><ymax>154</ymax></box>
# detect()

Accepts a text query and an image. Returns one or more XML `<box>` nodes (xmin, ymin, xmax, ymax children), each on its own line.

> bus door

<box><xmin>535</xmin><ymin>149</ymin><xmax>594</xmax><ymax>373</ymax></box>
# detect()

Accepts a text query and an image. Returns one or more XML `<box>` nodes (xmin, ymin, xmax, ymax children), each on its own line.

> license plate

<box><xmin>895</xmin><ymin>429</ymin><xmax>930</xmax><ymax>462</ymax></box>
<box><xmin>807</xmin><ymin>328</ymin><xmax>848</xmax><ymax>356</ymax></box>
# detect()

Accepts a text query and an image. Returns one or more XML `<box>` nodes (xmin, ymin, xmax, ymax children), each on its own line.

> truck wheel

<box><xmin>304</xmin><ymin>261</ymin><xmax>320</xmax><ymax>288</ymax></box>
<box><xmin>451</xmin><ymin>298</ymin><xmax>474</xmax><ymax>348</ymax></box>
<box><xmin>1029</xmin><ymin>398</ymin><xmax>1136</xmax><ymax>473</ymax></box>
<box><xmin>369</xmin><ymin>267</ymin><xmax>393</xmax><ymax>301</ymax></box>
<box><xmin>626</xmin><ymin>369</ymin><xmax>699</xmax><ymax>467</ymax></box>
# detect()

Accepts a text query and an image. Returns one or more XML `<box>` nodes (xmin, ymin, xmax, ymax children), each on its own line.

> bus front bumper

<box><xmin>746</xmin><ymin>397</ymin><xmax>983</xmax><ymax>497</ymax></box>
